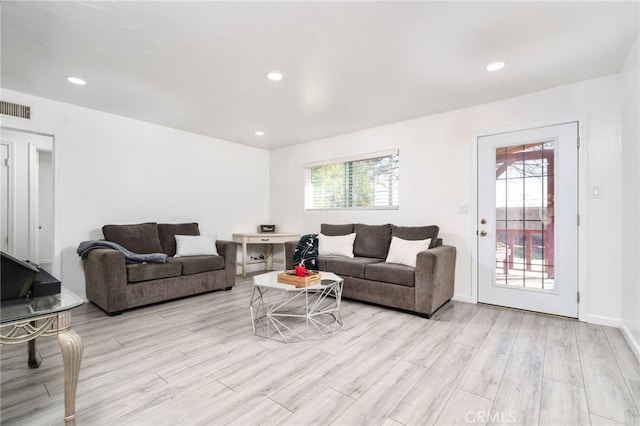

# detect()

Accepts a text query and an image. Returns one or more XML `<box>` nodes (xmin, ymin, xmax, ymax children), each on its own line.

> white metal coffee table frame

<box><xmin>250</xmin><ymin>271</ymin><xmax>343</xmax><ymax>343</ymax></box>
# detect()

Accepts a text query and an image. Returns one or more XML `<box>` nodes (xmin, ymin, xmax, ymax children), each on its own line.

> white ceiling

<box><xmin>2</xmin><ymin>1</ymin><xmax>638</xmax><ymax>150</ymax></box>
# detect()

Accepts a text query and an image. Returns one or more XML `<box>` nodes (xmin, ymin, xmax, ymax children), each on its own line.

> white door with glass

<box><xmin>477</xmin><ymin>122</ymin><xmax>578</xmax><ymax>317</ymax></box>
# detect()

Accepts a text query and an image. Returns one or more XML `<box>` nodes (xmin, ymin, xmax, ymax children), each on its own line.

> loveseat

<box><xmin>285</xmin><ymin>223</ymin><xmax>456</xmax><ymax>318</ymax></box>
<box><xmin>82</xmin><ymin>222</ymin><xmax>236</xmax><ymax>315</ymax></box>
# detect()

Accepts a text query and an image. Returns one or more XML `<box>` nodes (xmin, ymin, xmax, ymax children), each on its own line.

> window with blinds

<box><xmin>304</xmin><ymin>150</ymin><xmax>399</xmax><ymax>210</ymax></box>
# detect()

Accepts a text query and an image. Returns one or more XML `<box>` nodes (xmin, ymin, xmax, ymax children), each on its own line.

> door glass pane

<box><xmin>495</xmin><ymin>141</ymin><xmax>555</xmax><ymax>291</ymax></box>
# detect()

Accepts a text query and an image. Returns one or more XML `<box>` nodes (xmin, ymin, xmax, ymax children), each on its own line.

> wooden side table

<box><xmin>232</xmin><ymin>233</ymin><xmax>300</xmax><ymax>277</ymax></box>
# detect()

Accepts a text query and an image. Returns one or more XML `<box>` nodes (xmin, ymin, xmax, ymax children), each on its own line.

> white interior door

<box><xmin>1</xmin><ymin>143</ymin><xmax>10</xmax><ymax>253</ymax></box>
<box><xmin>0</xmin><ymin>128</ymin><xmax>54</xmax><ymax>263</ymax></box>
<box><xmin>477</xmin><ymin>122</ymin><xmax>579</xmax><ymax>317</ymax></box>
<box><xmin>37</xmin><ymin>150</ymin><xmax>54</xmax><ymax>272</ymax></box>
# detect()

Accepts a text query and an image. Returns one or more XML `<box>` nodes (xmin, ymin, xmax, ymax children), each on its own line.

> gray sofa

<box><xmin>83</xmin><ymin>222</ymin><xmax>236</xmax><ymax>315</ymax></box>
<box><xmin>286</xmin><ymin>223</ymin><xmax>456</xmax><ymax>318</ymax></box>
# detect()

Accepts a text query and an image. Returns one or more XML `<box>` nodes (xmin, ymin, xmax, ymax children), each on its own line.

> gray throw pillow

<box><xmin>320</xmin><ymin>223</ymin><xmax>354</xmax><ymax>236</ymax></box>
<box><xmin>392</xmin><ymin>225</ymin><xmax>440</xmax><ymax>249</ymax></box>
<box><xmin>158</xmin><ymin>223</ymin><xmax>200</xmax><ymax>256</ymax></box>
<box><xmin>353</xmin><ymin>223</ymin><xmax>392</xmax><ymax>259</ymax></box>
<box><xmin>102</xmin><ymin>222</ymin><xmax>163</xmax><ymax>254</ymax></box>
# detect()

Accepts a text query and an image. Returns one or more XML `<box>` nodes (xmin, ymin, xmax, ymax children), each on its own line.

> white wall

<box><xmin>0</xmin><ymin>89</ymin><xmax>270</xmax><ymax>297</ymax></box>
<box><xmin>620</xmin><ymin>35</ymin><xmax>640</xmax><ymax>358</ymax></box>
<box><xmin>270</xmin><ymin>74</ymin><xmax>623</xmax><ymax>323</ymax></box>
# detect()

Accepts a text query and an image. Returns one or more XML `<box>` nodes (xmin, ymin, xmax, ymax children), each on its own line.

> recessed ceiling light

<box><xmin>486</xmin><ymin>62</ymin><xmax>506</xmax><ymax>72</ymax></box>
<box><xmin>265</xmin><ymin>71</ymin><xmax>284</xmax><ymax>81</ymax></box>
<box><xmin>254</xmin><ymin>131</ymin><xmax>265</xmax><ymax>136</ymax></box>
<box><xmin>66</xmin><ymin>76</ymin><xmax>86</xmax><ymax>85</ymax></box>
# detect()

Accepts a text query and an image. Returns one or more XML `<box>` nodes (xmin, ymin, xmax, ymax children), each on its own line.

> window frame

<box><xmin>303</xmin><ymin>149</ymin><xmax>399</xmax><ymax>211</ymax></box>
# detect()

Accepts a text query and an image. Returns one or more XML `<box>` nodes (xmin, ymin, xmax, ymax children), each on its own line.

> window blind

<box><xmin>304</xmin><ymin>150</ymin><xmax>399</xmax><ymax>210</ymax></box>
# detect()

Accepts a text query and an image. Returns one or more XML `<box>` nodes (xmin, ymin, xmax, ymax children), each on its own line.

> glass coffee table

<box><xmin>0</xmin><ymin>287</ymin><xmax>84</xmax><ymax>425</ymax></box>
<box><xmin>250</xmin><ymin>271</ymin><xmax>343</xmax><ymax>343</ymax></box>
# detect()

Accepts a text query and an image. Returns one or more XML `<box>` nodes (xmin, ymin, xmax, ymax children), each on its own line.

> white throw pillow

<box><xmin>318</xmin><ymin>233</ymin><xmax>356</xmax><ymax>258</ymax></box>
<box><xmin>174</xmin><ymin>235</ymin><xmax>218</xmax><ymax>257</ymax></box>
<box><xmin>385</xmin><ymin>236</ymin><xmax>431</xmax><ymax>267</ymax></box>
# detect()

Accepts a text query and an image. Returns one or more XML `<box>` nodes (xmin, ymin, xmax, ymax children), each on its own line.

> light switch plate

<box><xmin>592</xmin><ymin>186</ymin><xmax>603</xmax><ymax>198</ymax></box>
<box><xmin>458</xmin><ymin>204</ymin><xmax>469</xmax><ymax>214</ymax></box>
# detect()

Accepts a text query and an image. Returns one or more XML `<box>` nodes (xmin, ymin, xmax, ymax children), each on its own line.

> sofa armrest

<box><xmin>216</xmin><ymin>239</ymin><xmax>236</xmax><ymax>287</ymax></box>
<box><xmin>414</xmin><ymin>245</ymin><xmax>456</xmax><ymax>316</ymax></box>
<box><xmin>284</xmin><ymin>240</ymin><xmax>297</xmax><ymax>270</ymax></box>
<box><xmin>83</xmin><ymin>249</ymin><xmax>128</xmax><ymax>314</ymax></box>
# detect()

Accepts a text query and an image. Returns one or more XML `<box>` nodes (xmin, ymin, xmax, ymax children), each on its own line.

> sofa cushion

<box><xmin>353</xmin><ymin>224</ymin><xmax>392</xmax><ymax>259</ymax></box>
<box><xmin>169</xmin><ymin>255</ymin><xmax>225</xmax><ymax>276</ymax></box>
<box><xmin>320</xmin><ymin>256</ymin><xmax>383</xmax><ymax>279</ymax></box>
<box><xmin>127</xmin><ymin>262</ymin><xmax>182</xmax><ymax>283</ymax></box>
<box><xmin>320</xmin><ymin>223</ymin><xmax>354</xmax><ymax>236</ymax></box>
<box><xmin>392</xmin><ymin>225</ymin><xmax>439</xmax><ymax>249</ymax></box>
<box><xmin>158</xmin><ymin>223</ymin><xmax>200</xmax><ymax>256</ymax></box>
<box><xmin>103</xmin><ymin>222</ymin><xmax>163</xmax><ymax>254</ymax></box>
<box><xmin>365</xmin><ymin>262</ymin><xmax>416</xmax><ymax>287</ymax></box>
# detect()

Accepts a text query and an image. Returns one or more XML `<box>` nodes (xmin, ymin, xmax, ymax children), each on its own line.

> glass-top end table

<box><xmin>1</xmin><ymin>287</ymin><xmax>84</xmax><ymax>425</ymax></box>
<box><xmin>250</xmin><ymin>271</ymin><xmax>343</xmax><ymax>343</ymax></box>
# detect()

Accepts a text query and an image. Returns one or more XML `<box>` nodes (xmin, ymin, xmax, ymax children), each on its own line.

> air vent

<box><xmin>0</xmin><ymin>100</ymin><xmax>31</xmax><ymax>120</ymax></box>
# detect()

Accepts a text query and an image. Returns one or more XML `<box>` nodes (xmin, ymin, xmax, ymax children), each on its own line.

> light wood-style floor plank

<box><xmin>489</xmin><ymin>350</ymin><xmax>543</xmax><ymax>425</ymax></box>
<box><xmin>575</xmin><ymin>321</ymin><xmax>609</xmax><ymax>345</ymax></box>
<box><xmin>279</xmin><ymin>387</ymin><xmax>354</xmax><ymax>426</ymax></box>
<box><xmin>578</xmin><ymin>339</ymin><xmax>639</xmax><ymax>424</ymax></box>
<box><xmin>434</xmin><ymin>389</ymin><xmax>493</xmax><ymax>426</ymax></box>
<box><xmin>401</xmin><ymin>320</ymin><xmax>462</xmax><ymax>369</ymax></box>
<box><xmin>512</xmin><ymin>312</ymin><xmax>547</xmax><ymax>357</ymax></box>
<box><xmin>605</xmin><ymin>328</ymin><xmax>640</xmax><ymax>379</ymax></box>
<box><xmin>490</xmin><ymin>309</ymin><xmax>523</xmax><ymax>335</ymax></box>
<box><xmin>331</xmin><ymin>360</ymin><xmax>426</xmax><ymax>425</ymax></box>
<box><xmin>389</xmin><ymin>342</ymin><xmax>476</xmax><ymax>425</ymax></box>
<box><xmin>458</xmin><ymin>330</ymin><xmax>515</xmax><ymax>399</ymax></box>
<box><xmin>590</xmin><ymin>413</ymin><xmax>628</xmax><ymax>426</ymax></box>
<box><xmin>544</xmin><ymin>324</ymin><xmax>584</xmax><ymax>387</ymax></box>
<box><xmin>2</xmin><ymin>273</ymin><xmax>639</xmax><ymax>426</ymax></box>
<box><xmin>454</xmin><ymin>307</ymin><xmax>501</xmax><ymax>348</ymax></box>
<box><xmin>539</xmin><ymin>377</ymin><xmax>590</xmax><ymax>425</ymax></box>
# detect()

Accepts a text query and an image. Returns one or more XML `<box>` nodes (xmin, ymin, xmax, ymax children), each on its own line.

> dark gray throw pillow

<box><xmin>320</xmin><ymin>223</ymin><xmax>354</xmax><ymax>236</ymax></box>
<box><xmin>353</xmin><ymin>223</ymin><xmax>392</xmax><ymax>259</ymax></box>
<box><xmin>158</xmin><ymin>223</ymin><xmax>200</xmax><ymax>256</ymax></box>
<box><xmin>102</xmin><ymin>222</ymin><xmax>163</xmax><ymax>254</ymax></box>
<box><xmin>392</xmin><ymin>225</ymin><xmax>440</xmax><ymax>249</ymax></box>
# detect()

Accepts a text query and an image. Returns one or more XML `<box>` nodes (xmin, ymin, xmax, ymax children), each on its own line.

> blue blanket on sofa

<box><xmin>292</xmin><ymin>234</ymin><xmax>319</xmax><ymax>270</ymax></box>
<box><xmin>76</xmin><ymin>240</ymin><xmax>168</xmax><ymax>264</ymax></box>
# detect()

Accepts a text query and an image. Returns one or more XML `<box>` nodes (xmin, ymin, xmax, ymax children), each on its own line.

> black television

<box><xmin>1</xmin><ymin>251</ymin><xmax>39</xmax><ymax>301</ymax></box>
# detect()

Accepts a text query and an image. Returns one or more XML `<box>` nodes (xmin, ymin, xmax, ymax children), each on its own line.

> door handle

<box><xmin>480</xmin><ymin>230</ymin><xmax>487</xmax><ymax>237</ymax></box>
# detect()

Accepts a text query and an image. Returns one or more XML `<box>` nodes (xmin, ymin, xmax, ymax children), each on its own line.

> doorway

<box><xmin>477</xmin><ymin>122</ymin><xmax>579</xmax><ymax>317</ymax></box>
<box><xmin>0</xmin><ymin>128</ymin><xmax>54</xmax><ymax>272</ymax></box>
<box><xmin>1</xmin><ymin>143</ymin><xmax>10</xmax><ymax>253</ymax></box>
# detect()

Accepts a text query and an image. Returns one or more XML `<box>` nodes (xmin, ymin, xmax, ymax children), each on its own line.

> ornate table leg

<box><xmin>28</xmin><ymin>323</ymin><xmax>42</xmax><ymax>368</ymax></box>
<box><xmin>58</xmin><ymin>328</ymin><xmax>83</xmax><ymax>426</ymax></box>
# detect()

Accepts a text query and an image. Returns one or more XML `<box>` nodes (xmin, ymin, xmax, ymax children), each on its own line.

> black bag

<box><xmin>1</xmin><ymin>251</ymin><xmax>62</xmax><ymax>301</ymax></box>
<box><xmin>1</xmin><ymin>251</ymin><xmax>38</xmax><ymax>301</ymax></box>
<box><xmin>31</xmin><ymin>268</ymin><xmax>61</xmax><ymax>297</ymax></box>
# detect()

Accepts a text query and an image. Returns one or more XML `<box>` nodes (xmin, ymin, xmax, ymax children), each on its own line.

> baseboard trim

<box><xmin>620</xmin><ymin>321</ymin><xmax>640</xmax><ymax>363</ymax></box>
<box><xmin>452</xmin><ymin>294</ymin><xmax>476</xmax><ymax>304</ymax></box>
<box><xmin>584</xmin><ymin>314</ymin><xmax>621</xmax><ymax>328</ymax></box>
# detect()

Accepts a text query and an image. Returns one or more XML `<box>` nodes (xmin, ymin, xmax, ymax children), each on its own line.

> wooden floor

<box><xmin>1</xmin><ymin>274</ymin><xmax>639</xmax><ymax>425</ymax></box>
